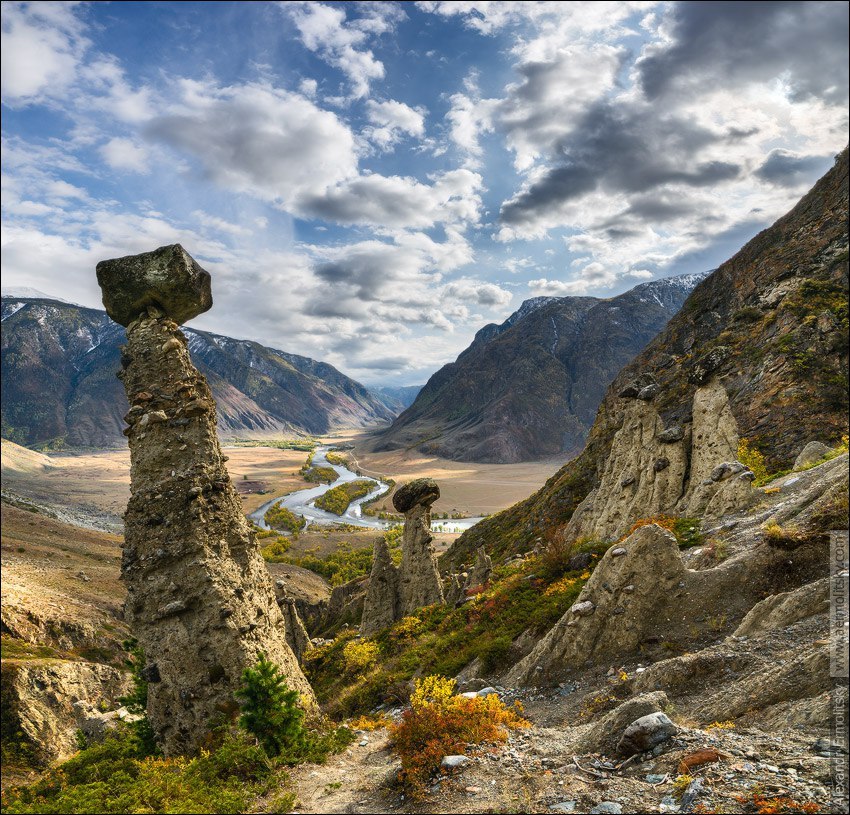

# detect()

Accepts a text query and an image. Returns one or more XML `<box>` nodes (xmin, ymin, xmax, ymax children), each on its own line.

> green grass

<box><xmin>271</xmin><ymin>527</ymin><xmax>403</xmax><ymax>587</ymax></box>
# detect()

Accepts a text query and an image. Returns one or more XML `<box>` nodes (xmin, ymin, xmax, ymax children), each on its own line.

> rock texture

<box><xmin>563</xmin><ymin>378</ymin><xmax>754</xmax><ymax>543</ymax></box>
<box><xmin>446</xmin><ymin>148</ymin><xmax>848</xmax><ymax>569</ymax></box>
<box><xmin>361</xmin><ymin>538</ymin><xmax>400</xmax><ymax>637</ymax></box>
<box><xmin>1</xmin><ymin>660</ymin><xmax>132</xmax><ymax>764</ymax></box>
<box><xmin>360</xmin><ymin>479</ymin><xmax>444</xmax><ymax>635</ymax></box>
<box><xmin>1</xmin><ymin>297</ymin><xmax>395</xmax><ymax>449</ymax></box>
<box><xmin>96</xmin><ymin>244</ymin><xmax>213</xmax><ymax>327</ymax></box>
<box><xmin>793</xmin><ymin>441</ymin><xmax>833</xmax><ymax>470</ymax></box>
<box><xmin>734</xmin><ymin>577</ymin><xmax>830</xmax><ymax>638</ymax></box>
<box><xmin>395</xmin><ymin>479</ymin><xmax>444</xmax><ymax>615</ymax></box>
<box><xmin>100</xmin><ymin>246</ymin><xmax>314</xmax><ymax>755</ymax></box>
<box><xmin>373</xmin><ymin>274</ymin><xmax>705</xmax><ymax>463</ymax></box>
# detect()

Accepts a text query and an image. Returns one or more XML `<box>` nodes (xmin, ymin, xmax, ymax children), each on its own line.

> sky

<box><xmin>1</xmin><ymin>1</ymin><xmax>848</xmax><ymax>386</ymax></box>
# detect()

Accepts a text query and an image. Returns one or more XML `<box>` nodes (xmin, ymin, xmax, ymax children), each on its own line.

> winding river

<box><xmin>248</xmin><ymin>446</ymin><xmax>483</xmax><ymax>533</ymax></box>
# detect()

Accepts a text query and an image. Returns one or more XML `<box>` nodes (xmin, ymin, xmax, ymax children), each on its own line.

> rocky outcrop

<box><xmin>361</xmin><ymin>538</ymin><xmax>400</xmax><ymax>637</ymax></box>
<box><xmin>396</xmin><ymin>479</ymin><xmax>444</xmax><ymax>615</ymax></box>
<box><xmin>279</xmin><ymin>598</ymin><xmax>312</xmax><ymax>663</ymax></box>
<box><xmin>1</xmin><ymin>660</ymin><xmax>132</xmax><ymax>764</ymax></box>
<box><xmin>793</xmin><ymin>441</ymin><xmax>833</xmax><ymax>471</ymax></box>
<box><xmin>360</xmin><ymin>478</ymin><xmax>444</xmax><ymax>635</ymax></box>
<box><xmin>564</xmin><ymin>378</ymin><xmax>753</xmax><ymax>544</ymax></box>
<box><xmin>98</xmin><ymin>244</ymin><xmax>314</xmax><ymax>756</ymax></box>
<box><xmin>504</xmin><ymin>516</ymin><xmax>823</xmax><ymax>686</ymax></box>
<box><xmin>734</xmin><ymin>578</ymin><xmax>830</xmax><ymax>637</ymax></box>
<box><xmin>467</xmin><ymin>546</ymin><xmax>493</xmax><ymax>589</ymax></box>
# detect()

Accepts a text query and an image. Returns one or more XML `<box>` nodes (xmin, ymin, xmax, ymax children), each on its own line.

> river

<box><xmin>248</xmin><ymin>446</ymin><xmax>483</xmax><ymax>533</ymax></box>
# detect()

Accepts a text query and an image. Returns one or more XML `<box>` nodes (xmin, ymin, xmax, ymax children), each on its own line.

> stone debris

<box><xmin>98</xmin><ymin>244</ymin><xmax>313</xmax><ymax>755</ymax></box>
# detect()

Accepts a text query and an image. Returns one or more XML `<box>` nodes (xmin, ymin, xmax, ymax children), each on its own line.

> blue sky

<box><xmin>2</xmin><ymin>1</ymin><xmax>847</xmax><ymax>385</ymax></box>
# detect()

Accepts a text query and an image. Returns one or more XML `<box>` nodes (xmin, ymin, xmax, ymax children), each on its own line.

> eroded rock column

<box><xmin>394</xmin><ymin>478</ymin><xmax>444</xmax><ymax>615</ymax></box>
<box><xmin>97</xmin><ymin>244</ymin><xmax>314</xmax><ymax>756</ymax></box>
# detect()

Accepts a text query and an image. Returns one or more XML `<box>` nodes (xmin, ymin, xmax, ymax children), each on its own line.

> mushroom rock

<box><xmin>98</xmin><ymin>243</ymin><xmax>314</xmax><ymax>756</ymax></box>
<box><xmin>394</xmin><ymin>478</ymin><xmax>444</xmax><ymax>615</ymax></box>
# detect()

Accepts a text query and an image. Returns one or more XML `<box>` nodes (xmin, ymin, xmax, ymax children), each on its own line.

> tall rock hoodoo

<box><xmin>361</xmin><ymin>478</ymin><xmax>444</xmax><ymax>635</ymax></box>
<box><xmin>96</xmin><ymin>244</ymin><xmax>314</xmax><ymax>756</ymax></box>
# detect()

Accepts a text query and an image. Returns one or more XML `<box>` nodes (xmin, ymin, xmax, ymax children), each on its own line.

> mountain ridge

<box><xmin>1</xmin><ymin>296</ymin><xmax>394</xmax><ymax>449</ymax></box>
<box><xmin>373</xmin><ymin>272</ymin><xmax>708</xmax><ymax>463</ymax></box>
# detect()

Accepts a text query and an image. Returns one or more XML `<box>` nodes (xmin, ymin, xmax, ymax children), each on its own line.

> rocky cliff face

<box><xmin>100</xmin><ymin>244</ymin><xmax>314</xmax><ymax>755</ymax></box>
<box><xmin>1</xmin><ymin>298</ymin><xmax>394</xmax><ymax>449</ymax></box>
<box><xmin>446</xmin><ymin>148</ymin><xmax>848</xmax><ymax>568</ymax></box>
<box><xmin>373</xmin><ymin>274</ymin><xmax>704</xmax><ymax>463</ymax></box>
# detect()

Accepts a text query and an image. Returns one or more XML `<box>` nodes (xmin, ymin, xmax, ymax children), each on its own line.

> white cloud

<box><xmin>282</xmin><ymin>1</ymin><xmax>404</xmax><ymax>98</ymax></box>
<box><xmin>100</xmin><ymin>137</ymin><xmax>150</xmax><ymax>173</ymax></box>
<box><xmin>1</xmin><ymin>1</ymin><xmax>89</xmax><ymax>103</ymax></box>
<box><xmin>301</xmin><ymin>168</ymin><xmax>482</xmax><ymax>229</ymax></box>
<box><xmin>363</xmin><ymin>99</ymin><xmax>426</xmax><ymax>151</ymax></box>
<box><xmin>146</xmin><ymin>80</ymin><xmax>359</xmax><ymax>207</ymax></box>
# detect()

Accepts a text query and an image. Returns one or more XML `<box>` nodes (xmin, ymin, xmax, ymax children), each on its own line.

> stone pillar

<box><xmin>97</xmin><ymin>244</ymin><xmax>314</xmax><ymax>756</ymax></box>
<box><xmin>394</xmin><ymin>478</ymin><xmax>444</xmax><ymax>616</ymax></box>
<box><xmin>360</xmin><ymin>537</ymin><xmax>400</xmax><ymax>637</ymax></box>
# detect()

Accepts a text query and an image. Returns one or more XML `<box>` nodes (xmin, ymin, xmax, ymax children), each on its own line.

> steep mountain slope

<box><xmin>1</xmin><ymin>298</ymin><xmax>394</xmax><ymax>448</ymax></box>
<box><xmin>373</xmin><ymin>274</ymin><xmax>705</xmax><ymax>463</ymax></box>
<box><xmin>368</xmin><ymin>385</ymin><xmax>422</xmax><ymax>414</ymax></box>
<box><xmin>447</xmin><ymin>147</ymin><xmax>849</xmax><ymax>568</ymax></box>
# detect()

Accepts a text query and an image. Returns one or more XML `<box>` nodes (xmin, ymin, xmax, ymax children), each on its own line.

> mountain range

<box><xmin>372</xmin><ymin>273</ymin><xmax>706</xmax><ymax>463</ymax></box>
<box><xmin>447</xmin><ymin>147</ymin><xmax>849</xmax><ymax>568</ymax></box>
<box><xmin>0</xmin><ymin>297</ymin><xmax>396</xmax><ymax>449</ymax></box>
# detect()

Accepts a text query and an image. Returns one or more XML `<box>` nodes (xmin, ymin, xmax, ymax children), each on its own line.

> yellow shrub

<box><xmin>391</xmin><ymin>675</ymin><xmax>528</xmax><ymax>796</ymax></box>
<box><xmin>342</xmin><ymin>640</ymin><xmax>379</xmax><ymax>677</ymax></box>
<box><xmin>737</xmin><ymin>438</ymin><xmax>768</xmax><ymax>482</ymax></box>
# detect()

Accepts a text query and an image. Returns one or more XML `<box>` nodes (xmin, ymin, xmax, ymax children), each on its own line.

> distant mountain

<box><xmin>368</xmin><ymin>385</ymin><xmax>422</xmax><ymax>414</ymax></box>
<box><xmin>372</xmin><ymin>273</ymin><xmax>706</xmax><ymax>463</ymax></box>
<box><xmin>1</xmin><ymin>297</ymin><xmax>395</xmax><ymax>448</ymax></box>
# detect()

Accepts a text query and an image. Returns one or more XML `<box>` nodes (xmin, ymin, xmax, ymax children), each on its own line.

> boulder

<box><xmin>96</xmin><ymin>243</ymin><xmax>212</xmax><ymax>326</ymax></box>
<box><xmin>793</xmin><ymin>441</ymin><xmax>832</xmax><ymax>471</ymax></box>
<box><xmin>617</xmin><ymin>711</ymin><xmax>678</xmax><ymax>756</ymax></box>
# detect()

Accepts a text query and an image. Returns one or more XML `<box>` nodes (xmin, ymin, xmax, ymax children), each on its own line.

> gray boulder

<box><xmin>96</xmin><ymin>243</ymin><xmax>212</xmax><ymax>326</ymax></box>
<box><xmin>793</xmin><ymin>441</ymin><xmax>832</xmax><ymax>470</ymax></box>
<box><xmin>617</xmin><ymin>711</ymin><xmax>678</xmax><ymax>756</ymax></box>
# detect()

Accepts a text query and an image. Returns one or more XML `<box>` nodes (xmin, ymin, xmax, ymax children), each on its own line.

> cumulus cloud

<box><xmin>146</xmin><ymin>81</ymin><xmax>359</xmax><ymax>206</ymax></box>
<box><xmin>1</xmin><ymin>1</ymin><xmax>89</xmax><ymax>103</ymax></box>
<box><xmin>282</xmin><ymin>1</ymin><xmax>404</xmax><ymax>98</ymax></box>
<box><xmin>100</xmin><ymin>137</ymin><xmax>149</xmax><ymax>173</ymax></box>
<box><xmin>363</xmin><ymin>99</ymin><xmax>426</xmax><ymax>151</ymax></box>
<box><xmin>499</xmin><ymin>101</ymin><xmax>740</xmax><ymax>228</ymax></box>
<box><xmin>754</xmin><ymin>149</ymin><xmax>834</xmax><ymax>187</ymax></box>
<box><xmin>638</xmin><ymin>1</ymin><xmax>849</xmax><ymax>104</ymax></box>
<box><xmin>301</xmin><ymin>169</ymin><xmax>482</xmax><ymax>229</ymax></box>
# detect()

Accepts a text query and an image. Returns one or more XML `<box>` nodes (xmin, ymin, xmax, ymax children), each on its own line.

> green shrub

<box><xmin>263</xmin><ymin>504</ymin><xmax>306</xmax><ymax>534</ymax></box>
<box><xmin>234</xmin><ymin>654</ymin><xmax>307</xmax><ymax>760</ymax></box>
<box><xmin>315</xmin><ymin>480</ymin><xmax>375</xmax><ymax>515</ymax></box>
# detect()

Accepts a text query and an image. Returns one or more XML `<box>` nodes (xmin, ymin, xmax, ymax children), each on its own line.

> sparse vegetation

<box><xmin>304</xmin><ymin>546</ymin><xmax>601</xmax><ymax>717</ymax></box>
<box><xmin>738</xmin><ymin>438</ymin><xmax>769</xmax><ymax>483</ymax></box>
<box><xmin>389</xmin><ymin>675</ymin><xmax>528</xmax><ymax>796</ymax></box>
<box><xmin>620</xmin><ymin>515</ymin><xmax>704</xmax><ymax>549</ymax></box>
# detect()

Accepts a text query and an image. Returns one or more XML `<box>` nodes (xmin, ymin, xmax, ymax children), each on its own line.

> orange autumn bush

<box><xmin>389</xmin><ymin>675</ymin><xmax>528</xmax><ymax>796</ymax></box>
